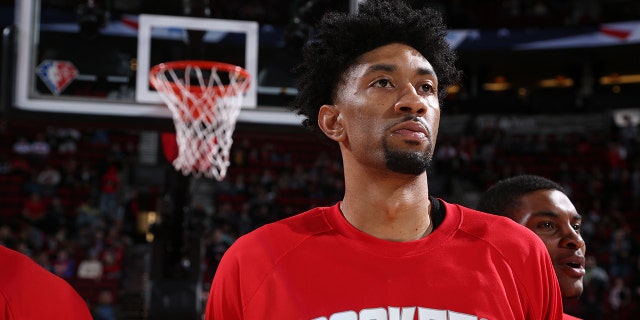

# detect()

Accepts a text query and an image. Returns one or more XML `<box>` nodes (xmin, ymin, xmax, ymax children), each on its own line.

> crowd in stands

<box><xmin>0</xmin><ymin>123</ymin><xmax>136</xmax><ymax>319</ymax></box>
<box><xmin>1</xmin><ymin>115</ymin><xmax>639</xmax><ymax>319</ymax></box>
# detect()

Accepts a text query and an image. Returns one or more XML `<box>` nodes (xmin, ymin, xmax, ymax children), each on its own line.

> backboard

<box><xmin>11</xmin><ymin>0</ymin><xmax>302</xmax><ymax>126</ymax></box>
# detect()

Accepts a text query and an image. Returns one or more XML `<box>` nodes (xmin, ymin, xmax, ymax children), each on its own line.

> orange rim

<box><xmin>149</xmin><ymin>60</ymin><xmax>251</xmax><ymax>96</ymax></box>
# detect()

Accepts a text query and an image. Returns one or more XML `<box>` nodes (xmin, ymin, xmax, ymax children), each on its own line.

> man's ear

<box><xmin>318</xmin><ymin>104</ymin><xmax>345</xmax><ymax>142</ymax></box>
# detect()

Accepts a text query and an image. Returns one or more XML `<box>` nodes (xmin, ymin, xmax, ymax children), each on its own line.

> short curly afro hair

<box><xmin>291</xmin><ymin>0</ymin><xmax>462</xmax><ymax>142</ymax></box>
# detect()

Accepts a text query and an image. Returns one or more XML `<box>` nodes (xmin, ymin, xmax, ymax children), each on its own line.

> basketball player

<box><xmin>477</xmin><ymin>174</ymin><xmax>586</xmax><ymax>320</ymax></box>
<box><xmin>206</xmin><ymin>0</ymin><xmax>563</xmax><ymax>319</ymax></box>
<box><xmin>0</xmin><ymin>245</ymin><xmax>92</xmax><ymax>319</ymax></box>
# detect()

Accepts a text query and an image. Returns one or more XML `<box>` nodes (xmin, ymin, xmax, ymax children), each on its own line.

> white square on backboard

<box><xmin>135</xmin><ymin>14</ymin><xmax>259</xmax><ymax>109</ymax></box>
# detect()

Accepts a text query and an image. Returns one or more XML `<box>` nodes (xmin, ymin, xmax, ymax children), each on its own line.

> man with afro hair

<box><xmin>206</xmin><ymin>1</ymin><xmax>563</xmax><ymax>319</ymax></box>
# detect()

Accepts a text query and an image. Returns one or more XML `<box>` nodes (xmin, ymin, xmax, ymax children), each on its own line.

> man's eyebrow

<box><xmin>417</xmin><ymin>67</ymin><xmax>435</xmax><ymax>76</ymax></box>
<box><xmin>365</xmin><ymin>64</ymin><xmax>396</xmax><ymax>74</ymax></box>
<box><xmin>364</xmin><ymin>64</ymin><xmax>436</xmax><ymax>76</ymax></box>
<box><xmin>532</xmin><ymin>211</ymin><xmax>558</xmax><ymax>218</ymax></box>
<box><xmin>532</xmin><ymin>211</ymin><xmax>583</xmax><ymax>221</ymax></box>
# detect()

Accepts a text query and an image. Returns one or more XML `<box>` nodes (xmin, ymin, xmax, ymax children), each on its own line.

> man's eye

<box><xmin>573</xmin><ymin>224</ymin><xmax>581</xmax><ymax>232</ymax></box>
<box><xmin>373</xmin><ymin>79</ymin><xmax>391</xmax><ymax>87</ymax></box>
<box><xmin>538</xmin><ymin>222</ymin><xmax>554</xmax><ymax>230</ymax></box>
<box><xmin>420</xmin><ymin>83</ymin><xmax>434</xmax><ymax>93</ymax></box>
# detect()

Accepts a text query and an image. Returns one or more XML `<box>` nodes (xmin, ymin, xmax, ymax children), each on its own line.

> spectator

<box><xmin>36</xmin><ymin>164</ymin><xmax>62</xmax><ymax>197</ymax></box>
<box><xmin>77</xmin><ymin>250</ymin><xmax>104</xmax><ymax>280</ymax></box>
<box><xmin>60</xmin><ymin>158</ymin><xmax>80</xmax><ymax>188</ymax></box>
<box><xmin>12</xmin><ymin>136</ymin><xmax>31</xmax><ymax>155</ymax></box>
<box><xmin>609</xmin><ymin>227</ymin><xmax>633</xmax><ymax>279</ymax></box>
<box><xmin>76</xmin><ymin>198</ymin><xmax>102</xmax><ymax>231</ymax></box>
<box><xmin>99</xmin><ymin>165</ymin><xmax>120</xmax><ymax>217</ymax></box>
<box><xmin>92</xmin><ymin>290</ymin><xmax>118</xmax><ymax>320</ymax></box>
<box><xmin>88</xmin><ymin>229</ymin><xmax>107</xmax><ymax>258</ymax></box>
<box><xmin>101</xmin><ymin>248</ymin><xmax>122</xmax><ymax>280</ymax></box>
<box><xmin>78</xmin><ymin>161</ymin><xmax>98</xmax><ymax>190</ymax></box>
<box><xmin>17</xmin><ymin>223</ymin><xmax>46</xmax><ymax>253</ymax></box>
<box><xmin>22</xmin><ymin>192</ymin><xmax>48</xmax><ymax>227</ymax></box>
<box><xmin>608</xmin><ymin>277</ymin><xmax>632</xmax><ymax>320</ymax></box>
<box><xmin>56</xmin><ymin>127</ymin><xmax>81</xmax><ymax>155</ymax></box>
<box><xmin>28</xmin><ymin>132</ymin><xmax>51</xmax><ymax>163</ymax></box>
<box><xmin>52</xmin><ymin>248</ymin><xmax>76</xmax><ymax>279</ymax></box>
<box><xmin>203</xmin><ymin>226</ymin><xmax>234</xmax><ymax>282</ymax></box>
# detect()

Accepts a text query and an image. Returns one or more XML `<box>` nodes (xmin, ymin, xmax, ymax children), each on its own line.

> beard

<box><xmin>383</xmin><ymin>141</ymin><xmax>433</xmax><ymax>175</ymax></box>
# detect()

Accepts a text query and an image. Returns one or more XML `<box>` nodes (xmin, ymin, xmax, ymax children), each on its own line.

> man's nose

<box><xmin>394</xmin><ymin>84</ymin><xmax>427</xmax><ymax>115</ymax></box>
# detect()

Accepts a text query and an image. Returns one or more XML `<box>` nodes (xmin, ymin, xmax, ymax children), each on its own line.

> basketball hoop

<box><xmin>149</xmin><ymin>60</ymin><xmax>250</xmax><ymax>181</ymax></box>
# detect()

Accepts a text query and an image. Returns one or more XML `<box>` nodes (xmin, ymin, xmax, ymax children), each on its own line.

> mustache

<box><xmin>397</xmin><ymin>115</ymin><xmax>430</xmax><ymax>134</ymax></box>
<box><xmin>416</xmin><ymin>117</ymin><xmax>429</xmax><ymax>131</ymax></box>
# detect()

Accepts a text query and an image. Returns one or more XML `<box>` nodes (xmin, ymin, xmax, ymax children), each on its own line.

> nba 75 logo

<box><xmin>36</xmin><ymin>60</ymin><xmax>78</xmax><ymax>95</ymax></box>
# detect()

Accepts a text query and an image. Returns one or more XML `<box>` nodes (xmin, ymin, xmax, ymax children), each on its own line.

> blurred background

<box><xmin>1</xmin><ymin>0</ymin><xmax>639</xmax><ymax>319</ymax></box>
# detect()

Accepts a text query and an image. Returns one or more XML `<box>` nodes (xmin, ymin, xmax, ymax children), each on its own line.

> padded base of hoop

<box><xmin>160</xmin><ymin>132</ymin><xmax>218</xmax><ymax>176</ymax></box>
<box><xmin>161</xmin><ymin>132</ymin><xmax>179</xmax><ymax>163</ymax></box>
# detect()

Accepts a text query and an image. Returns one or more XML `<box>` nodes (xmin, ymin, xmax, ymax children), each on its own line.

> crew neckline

<box><xmin>324</xmin><ymin>197</ymin><xmax>457</xmax><ymax>258</ymax></box>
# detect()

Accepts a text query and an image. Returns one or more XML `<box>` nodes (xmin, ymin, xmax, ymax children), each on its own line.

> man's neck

<box><xmin>340</xmin><ymin>172</ymin><xmax>432</xmax><ymax>241</ymax></box>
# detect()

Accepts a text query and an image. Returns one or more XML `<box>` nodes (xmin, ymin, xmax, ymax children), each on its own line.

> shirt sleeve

<box><xmin>205</xmin><ymin>243</ymin><xmax>247</xmax><ymax>320</ymax></box>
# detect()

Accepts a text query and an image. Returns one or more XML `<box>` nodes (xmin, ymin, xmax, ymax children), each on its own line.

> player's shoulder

<box><xmin>248</xmin><ymin>205</ymin><xmax>334</xmax><ymax>240</ymax></box>
<box><xmin>442</xmin><ymin>201</ymin><xmax>546</xmax><ymax>251</ymax></box>
<box><xmin>224</xmin><ymin>205</ymin><xmax>335</xmax><ymax>261</ymax></box>
<box><xmin>0</xmin><ymin>245</ymin><xmax>38</xmax><ymax>276</ymax></box>
<box><xmin>0</xmin><ymin>245</ymin><xmax>92</xmax><ymax>319</ymax></box>
<box><xmin>0</xmin><ymin>244</ymin><xmax>25</xmax><ymax>260</ymax></box>
<box><xmin>0</xmin><ymin>245</ymin><xmax>69</xmax><ymax>289</ymax></box>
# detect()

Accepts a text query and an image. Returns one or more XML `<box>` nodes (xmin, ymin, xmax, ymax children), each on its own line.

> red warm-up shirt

<box><xmin>206</xmin><ymin>199</ymin><xmax>563</xmax><ymax>319</ymax></box>
<box><xmin>0</xmin><ymin>245</ymin><xmax>92</xmax><ymax>319</ymax></box>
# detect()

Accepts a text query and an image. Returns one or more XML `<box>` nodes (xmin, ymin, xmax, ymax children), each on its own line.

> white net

<box><xmin>150</xmin><ymin>61</ymin><xmax>250</xmax><ymax>181</ymax></box>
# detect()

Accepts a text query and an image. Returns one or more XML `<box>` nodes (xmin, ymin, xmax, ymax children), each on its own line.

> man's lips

<box><xmin>557</xmin><ymin>255</ymin><xmax>586</xmax><ymax>278</ymax></box>
<box><xmin>392</xmin><ymin>121</ymin><xmax>429</xmax><ymax>139</ymax></box>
